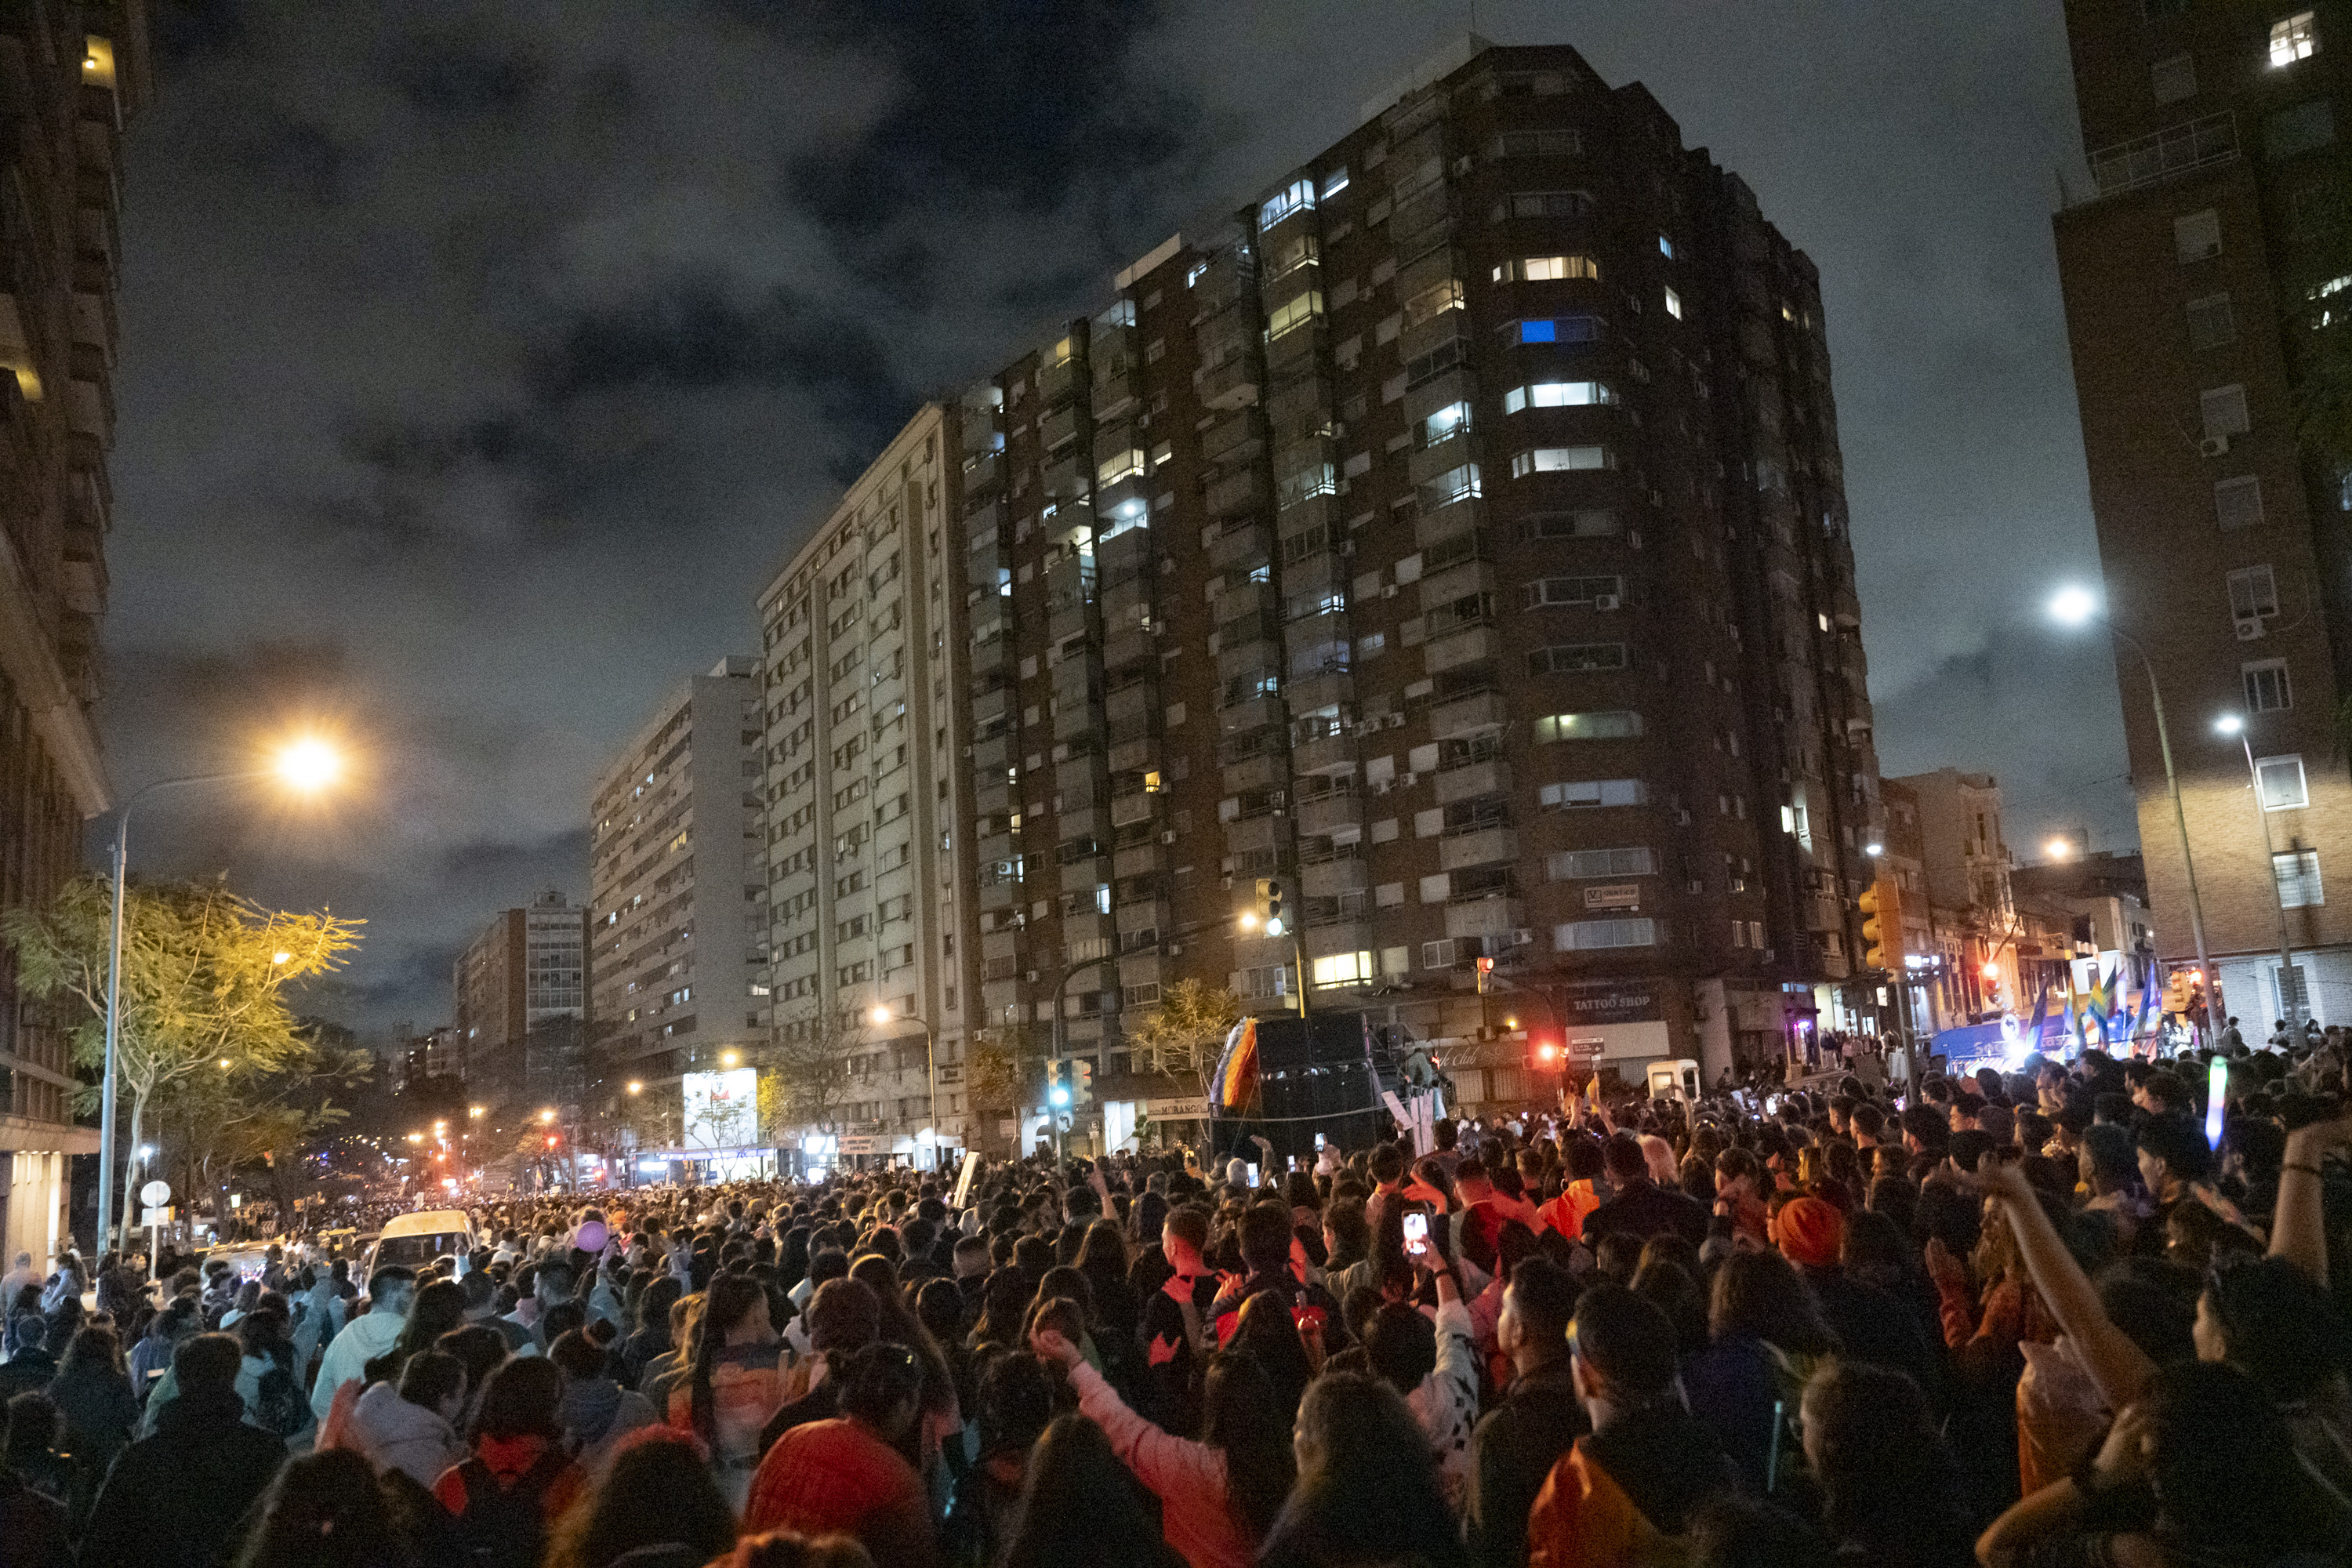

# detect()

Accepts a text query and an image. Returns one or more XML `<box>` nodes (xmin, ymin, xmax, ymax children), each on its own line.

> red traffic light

<box><xmin>1535</xmin><ymin>1041</ymin><xmax>1561</xmax><ymax>1064</ymax></box>
<box><xmin>546</xmin><ymin>1135</ymin><xmax>560</xmax><ymax>1149</ymax></box>
<box><xmin>1475</xmin><ymin>956</ymin><xmax>1495</xmax><ymax>974</ymax></box>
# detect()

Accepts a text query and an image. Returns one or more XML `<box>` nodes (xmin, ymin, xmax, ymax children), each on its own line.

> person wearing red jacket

<box><xmin>743</xmin><ymin>1341</ymin><xmax>938</xmax><ymax>1568</ymax></box>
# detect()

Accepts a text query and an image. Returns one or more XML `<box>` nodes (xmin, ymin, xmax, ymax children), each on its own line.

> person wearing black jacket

<box><xmin>1465</xmin><ymin>1256</ymin><xmax>1588</xmax><ymax>1568</ymax></box>
<box><xmin>78</xmin><ymin>1333</ymin><xmax>287</xmax><ymax>1568</ymax></box>
<box><xmin>1581</xmin><ymin>1134</ymin><xmax>1711</xmax><ymax>1249</ymax></box>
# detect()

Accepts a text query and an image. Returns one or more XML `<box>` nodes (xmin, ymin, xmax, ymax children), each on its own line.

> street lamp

<box><xmin>2044</xmin><ymin>838</ymin><xmax>2072</xmax><ymax>862</ymax></box>
<box><xmin>869</xmin><ymin>1004</ymin><xmax>938</xmax><ymax>1145</ymax></box>
<box><xmin>720</xmin><ymin>1050</ymin><xmax>741</xmax><ymax>1069</ymax></box>
<box><xmin>2049</xmin><ymin>586</ymin><xmax>2221</xmax><ymax>1035</ymax></box>
<box><xmin>2216</xmin><ymin>714</ymin><xmax>2303</xmax><ymax>1036</ymax></box>
<box><xmin>95</xmin><ymin>734</ymin><xmax>344</xmax><ymax>1254</ymax></box>
<box><xmin>625</xmin><ymin>1080</ymin><xmax>644</xmax><ymax>1095</ymax></box>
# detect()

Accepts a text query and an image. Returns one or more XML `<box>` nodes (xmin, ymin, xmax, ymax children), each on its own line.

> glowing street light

<box><xmin>272</xmin><ymin>736</ymin><xmax>343</xmax><ymax>793</ymax></box>
<box><xmin>1863</xmin><ymin>841</ymin><xmax>1884</xmax><ymax>857</ymax></box>
<box><xmin>625</xmin><ymin>1080</ymin><xmax>644</xmax><ymax>1095</ymax></box>
<box><xmin>2045</xmin><ymin>837</ymin><xmax>2072</xmax><ymax>862</ymax></box>
<box><xmin>96</xmin><ymin>730</ymin><xmax>354</xmax><ymax>1251</ymax></box>
<box><xmin>2048</xmin><ymin>585</ymin><xmax>2099</xmax><ymax>626</ymax></box>
<box><xmin>539</xmin><ymin>1109</ymin><xmax>557</xmax><ymax>1124</ymax></box>
<box><xmin>271</xmin><ymin>950</ymin><xmax>291</xmax><ymax>965</ymax></box>
<box><xmin>720</xmin><ymin>1050</ymin><xmax>741</xmax><ymax>1069</ymax></box>
<box><xmin>2048</xmin><ymin>584</ymin><xmax>2220</xmax><ymax>1033</ymax></box>
<box><xmin>468</xmin><ymin>1105</ymin><xmax>485</xmax><ymax>1118</ymax></box>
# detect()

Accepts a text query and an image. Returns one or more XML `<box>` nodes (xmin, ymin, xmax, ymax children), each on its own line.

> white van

<box><xmin>1646</xmin><ymin>1059</ymin><xmax>1702</xmax><ymax>1104</ymax></box>
<box><xmin>362</xmin><ymin>1209</ymin><xmax>476</xmax><ymax>1279</ymax></box>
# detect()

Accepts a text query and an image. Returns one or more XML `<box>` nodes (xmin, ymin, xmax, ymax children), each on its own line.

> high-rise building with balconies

<box><xmin>0</xmin><ymin>13</ymin><xmax>149</xmax><ymax>1265</ymax></box>
<box><xmin>2053</xmin><ymin>2</ymin><xmax>2352</xmax><ymax>1033</ymax></box>
<box><xmin>755</xmin><ymin>409</ymin><xmax>978</xmax><ymax>1155</ymax></box>
<box><xmin>455</xmin><ymin>890</ymin><xmax>588</xmax><ymax>1112</ymax></box>
<box><xmin>951</xmin><ymin>38</ymin><xmax>1884</xmax><ymax>1115</ymax></box>
<box><xmin>589</xmin><ymin>659</ymin><xmax>766</xmax><ymax>1106</ymax></box>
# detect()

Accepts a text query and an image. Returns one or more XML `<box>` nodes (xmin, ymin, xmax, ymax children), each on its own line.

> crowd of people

<box><xmin>1</xmin><ymin>1036</ymin><xmax>2349</xmax><ymax>1568</ymax></box>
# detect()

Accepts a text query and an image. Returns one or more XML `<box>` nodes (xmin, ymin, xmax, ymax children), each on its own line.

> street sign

<box><xmin>139</xmin><ymin>1179</ymin><xmax>170</xmax><ymax>1207</ymax></box>
<box><xmin>835</xmin><ymin>1135</ymin><xmax>884</xmax><ymax>1155</ymax></box>
<box><xmin>1566</xmin><ymin>1036</ymin><xmax>1607</xmax><ymax>1058</ymax></box>
<box><xmin>1145</xmin><ymin>1096</ymin><xmax>1210</xmax><ymax>1120</ymax></box>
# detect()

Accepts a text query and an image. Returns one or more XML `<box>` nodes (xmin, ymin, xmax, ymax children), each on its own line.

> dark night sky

<box><xmin>102</xmin><ymin>1</ymin><xmax>2133</xmax><ymax>1039</ymax></box>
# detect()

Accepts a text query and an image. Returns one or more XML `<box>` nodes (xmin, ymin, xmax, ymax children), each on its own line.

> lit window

<box><xmin>1260</xmin><ymin>178</ymin><xmax>1316</xmax><ymax>227</ymax></box>
<box><xmin>1511</xmin><ymin>445</ymin><xmax>1613</xmax><ymax>477</ymax></box>
<box><xmin>1663</xmin><ymin>286</ymin><xmax>1683</xmax><ymax>319</ymax></box>
<box><xmin>1657</xmin><ymin>235</ymin><xmax>1675</xmax><ymax>259</ymax></box>
<box><xmin>1310</xmin><ymin>951</ymin><xmax>1374</xmax><ymax>987</ymax></box>
<box><xmin>2244</xmin><ymin>658</ymin><xmax>2293</xmax><ymax>711</ymax></box>
<box><xmin>1503</xmin><ymin>381</ymin><xmax>1615</xmax><ymax>412</ymax></box>
<box><xmin>2274</xmin><ymin>849</ymin><xmax>2325</xmax><ymax>907</ymax></box>
<box><xmin>1267</xmin><ymin>290</ymin><xmax>1324</xmax><ymax>338</ymax></box>
<box><xmin>1319</xmin><ymin>166</ymin><xmax>1349</xmax><ymax>199</ymax></box>
<box><xmin>1504</xmin><ymin>316</ymin><xmax>1604</xmax><ymax>345</ymax></box>
<box><xmin>2257</xmin><ymin>753</ymin><xmax>2309</xmax><ymax>809</ymax></box>
<box><xmin>2271</xmin><ymin>11</ymin><xmax>2317</xmax><ymax>67</ymax></box>
<box><xmin>1494</xmin><ymin>255</ymin><xmax>1601</xmax><ymax>283</ymax></box>
<box><xmin>1533</xmin><ymin>711</ymin><xmax>1642</xmax><ymax>742</ymax></box>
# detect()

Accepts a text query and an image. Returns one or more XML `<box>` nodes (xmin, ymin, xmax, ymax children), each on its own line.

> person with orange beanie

<box><xmin>1774</xmin><ymin>1195</ymin><xmax>1936</xmax><ymax>1392</ymax></box>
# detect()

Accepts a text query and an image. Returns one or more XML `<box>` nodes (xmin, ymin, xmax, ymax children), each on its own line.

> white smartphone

<box><xmin>1403</xmin><ymin>1210</ymin><xmax>1429</xmax><ymax>1252</ymax></box>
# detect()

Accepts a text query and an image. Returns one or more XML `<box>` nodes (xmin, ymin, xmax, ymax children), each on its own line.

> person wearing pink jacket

<box><xmin>1031</xmin><ymin>1322</ymin><xmax>1294</xmax><ymax>1568</ymax></box>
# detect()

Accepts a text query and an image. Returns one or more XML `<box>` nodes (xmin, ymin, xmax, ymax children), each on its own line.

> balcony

<box><xmin>1113</xmin><ymin>843</ymin><xmax>1167</xmax><ymax>880</ymax></box>
<box><xmin>1430</xmin><ymin>690</ymin><xmax>1506</xmax><ymax>739</ymax></box>
<box><xmin>1221</xmin><ymin>751</ymin><xmax>1283</xmax><ymax>794</ymax></box>
<box><xmin>2087</xmin><ymin>111</ymin><xmax>2234</xmax><ymax>199</ymax></box>
<box><xmin>1434</xmin><ymin>758</ymin><xmax>1508</xmax><ymax>804</ymax></box>
<box><xmin>1209</xmin><ymin>521</ymin><xmax>1269</xmax><ymax>572</ymax></box>
<box><xmin>1036</xmin><ymin>354</ymin><xmax>1080</xmax><ymax>407</ymax></box>
<box><xmin>1293</xmin><ymin>733</ymin><xmax>1355</xmax><ymax>776</ymax></box>
<box><xmin>1205</xmin><ymin>466</ymin><xmax>1268</xmax><ymax>519</ymax></box>
<box><xmin>1296</xmin><ymin>792</ymin><xmax>1361</xmax><ymax>838</ymax></box>
<box><xmin>1439</xmin><ymin>826</ymin><xmax>1515</xmax><ymax>872</ymax></box>
<box><xmin>1303</xmin><ymin>920</ymin><xmax>1371</xmax><ymax>958</ymax></box>
<box><xmin>1424</xmin><ymin>623</ymin><xmax>1497</xmax><ymax>674</ymax></box>
<box><xmin>1196</xmin><ymin>355</ymin><xmax>1261</xmax><ymax>411</ymax></box>
<box><xmin>1301</xmin><ymin>856</ymin><xmax>1367</xmax><ymax>897</ymax></box>
<box><xmin>1445</xmin><ymin>898</ymin><xmax>1523</xmax><ymax>940</ymax></box>
<box><xmin>1414</xmin><ymin>495</ymin><xmax>1483</xmax><ymax>550</ymax></box>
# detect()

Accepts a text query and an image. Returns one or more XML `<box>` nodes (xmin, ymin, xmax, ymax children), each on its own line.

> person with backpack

<box><xmin>431</xmin><ymin>1354</ymin><xmax>586</xmax><ymax>1568</ymax></box>
<box><xmin>78</xmin><ymin>1333</ymin><xmax>290</xmax><ymax>1568</ymax></box>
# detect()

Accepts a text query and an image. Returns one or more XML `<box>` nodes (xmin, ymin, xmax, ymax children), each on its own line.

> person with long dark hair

<box><xmin>1257</xmin><ymin>1372</ymin><xmax>1468</xmax><ymax>1568</ymax></box>
<box><xmin>544</xmin><ymin>1428</ymin><xmax>738</xmax><ymax>1568</ymax></box>
<box><xmin>996</xmin><ymin>1412</ymin><xmax>1183</xmax><ymax>1568</ymax></box>
<box><xmin>1225</xmin><ymin>1290</ymin><xmax>1316</xmax><ymax>1428</ymax></box>
<box><xmin>432</xmin><ymin>1354</ymin><xmax>586</xmax><ymax>1557</ymax></box>
<box><xmin>1034</xmin><ymin>1319</ymin><xmax>1292</xmax><ymax>1568</ymax></box>
<box><xmin>234</xmin><ymin>1447</ymin><xmax>417</xmax><ymax>1568</ymax></box>
<box><xmin>670</xmin><ymin>1272</ymin><xmax>786</xmax><ymax>1512</ymax></box>
<box><xmin>1682</xmin><ymin>1248</ymin><xmax>1838</xmax><ymax>1496</ymax></box>
<box><xmin>1800</xmin><ymin>1359</ymin><xmax>1975</xmax><ymax>1568</ymax></box>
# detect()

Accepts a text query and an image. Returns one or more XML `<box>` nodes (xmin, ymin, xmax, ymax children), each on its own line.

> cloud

<box><xmin>104</xmin><ymin>1</ymin><xmax>2131</xmax><ymax>1038</ymax></box>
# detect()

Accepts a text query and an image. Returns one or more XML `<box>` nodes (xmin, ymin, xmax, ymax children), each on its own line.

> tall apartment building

<box><xmin>0</xmin><ymin>13</ymin><xmax>148</xmax><ymax>1264</ymax></box>
<box><xmin>2054</xmin><ymin>2</ymin><xmax>2352</xmax><ymax>1032</ymax></box>
<box><xmin>453</xmin><ymin>891</ymin><xmax>587</xmax><ymax>1111</ymax></box>
<box><xmin>756</xmin><ymin>408</ymin><xmax>977</xmax><ymax>1151</ymax></box>
<box><xmin>946</xmin><ymin>38</ymin><xmax>1883</xmax><ymax>1106</ymax></box>
<box><xmin>588</xmin><ymin>658</ymin><xmax>766</xmax><ymax>1102</ymax></box>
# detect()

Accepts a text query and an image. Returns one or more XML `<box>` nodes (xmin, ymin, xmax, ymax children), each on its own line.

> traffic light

<box><xmin>1047</xmin><ymin>1062</ymin><xmax>1072</xmax><ymax>1109</ymax></box>
<box><xmin>1857</xmin><ymin>877</ymin><xmax>1902</xmax><ymax>973</ymax></box>
<box><xmin>1073</xmin><ymin>1057</ymin><xmax>1094</xmax><ymax>1106</ymax></box>
<box><xmin>1530</xmin><ymin>1037</ymin><xmax>1563</xmax><ymax>1071</ymax></box>
<box><xmin>1254</xmin><ymin>877</ymin><xmax>1287</xmax><ymax>937</ymax></box>
<box><xmin>1475</xmin><ymin>954</ymin><xmax>1495</xmax><ymax>994</ymax></box>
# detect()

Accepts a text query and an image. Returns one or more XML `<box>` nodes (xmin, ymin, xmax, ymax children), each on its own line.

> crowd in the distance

<box><xmin>1</xmin><ymin>1035</ymin><xmax>2350</xmax><ymax>1568</ymax></box>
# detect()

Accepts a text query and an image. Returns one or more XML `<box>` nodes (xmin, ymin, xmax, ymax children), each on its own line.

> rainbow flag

<box><xmin>1211</xmin><ymin>1017</ymin><xmax>1261</xmax><ymax>1113</ymax></box>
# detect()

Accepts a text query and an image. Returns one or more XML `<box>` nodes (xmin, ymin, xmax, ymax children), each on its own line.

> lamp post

<box><xmin>96</xmin><ymin>736</ymin><xmax>342</xmax><ymax>1255</ymax></box>
<box><xmin>869</xmin><ymin>1004</ymin><xmax>938</xmax><ymax>1163</ymax></box>
<box><xmin>2215</xmin><ymin>715</ymin><xmax>2303</xmax><ymax>1037</ymax></box>
<box><xmin>2049</xmin><ymin>588</ymin><xmax>2222</xmax><ymax>1039</ymax></box>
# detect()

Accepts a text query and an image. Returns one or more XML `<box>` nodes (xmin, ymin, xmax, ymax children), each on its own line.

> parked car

<box><xmin>361</xmin><ymin>1209</ymin><xmax>475</xmax><ymax>1279</ymax></box>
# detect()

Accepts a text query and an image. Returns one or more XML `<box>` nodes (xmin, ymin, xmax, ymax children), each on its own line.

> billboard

<box><xmin>681</xmin><ymin>1069</ymin><xmax>759</xmax><ymax>1150</ymax></box>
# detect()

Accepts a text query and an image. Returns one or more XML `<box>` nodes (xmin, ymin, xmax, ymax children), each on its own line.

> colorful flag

<box><xmin>1211</xmin><ymin>1016</ymin><xmax>1261</xmax><ymax>1113</ymax></box>
<box><xmin>2024</xmin><ymin>977</ymin><xmax>2051</xmax><ymax>1051</ymax></box>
